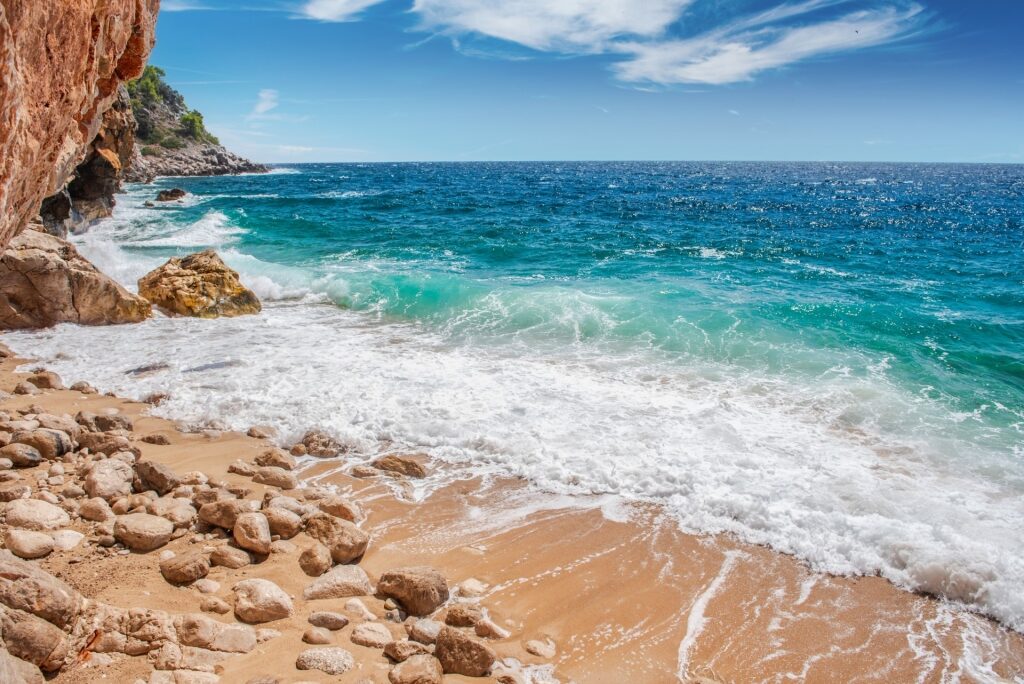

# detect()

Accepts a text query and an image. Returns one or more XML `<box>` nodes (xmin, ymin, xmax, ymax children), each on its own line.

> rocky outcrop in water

<box><xmin>0</xmin><ymin>229</ymin><xmax>151</xmax><ymax>329</ymax></box>
<box><xmin>0</xmin><ymin>0</ymin><xmax>159</xmax><ymax>250</ymax></box>
<box><xmin>138</xmin><ymin>250</ymin><xmax>262</xmax><ymax>318</ymax></box>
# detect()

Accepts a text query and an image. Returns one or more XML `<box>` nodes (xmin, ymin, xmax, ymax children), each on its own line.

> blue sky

<box><xmin>154</xmin><ymin>0</ymin><xmax>1023</xmax><ymax>162</ymax></box>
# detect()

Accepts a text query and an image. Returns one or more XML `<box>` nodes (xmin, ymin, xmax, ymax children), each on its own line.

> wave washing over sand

<box><xmin>7</xmin><ymin>163</ymin><xmax>1024</xmax><ymax>640</ymax></box>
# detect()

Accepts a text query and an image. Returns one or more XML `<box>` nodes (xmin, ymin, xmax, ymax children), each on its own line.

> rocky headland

<box><xmin>124</xmin><ymin>66</ymin><xmax>268</xmax><ymax>183</ymax></box>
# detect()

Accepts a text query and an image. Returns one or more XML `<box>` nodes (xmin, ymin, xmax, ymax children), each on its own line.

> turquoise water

<box><xmin>9</xmin><ymin>162</ymin><xmax>1024</xmax><ymax>630</ymax></box>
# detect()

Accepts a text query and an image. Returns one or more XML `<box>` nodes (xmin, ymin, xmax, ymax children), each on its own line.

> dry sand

<box><xmin>2</xmin><ymin>349</ymin><xmax>1022</xmax><ymax>683</ymax></box>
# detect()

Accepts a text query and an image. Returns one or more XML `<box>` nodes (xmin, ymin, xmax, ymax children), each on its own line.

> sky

<box><xmin>152</xmin><ymin>0</ymin><xmax>1024</xmax><ymax>163</ymax></box>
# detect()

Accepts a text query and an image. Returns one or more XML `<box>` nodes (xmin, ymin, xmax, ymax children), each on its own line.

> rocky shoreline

<box><xmin>0</xmin><ymin>346</ymin><xmax>547</xmax><ymax>683</ymax></box>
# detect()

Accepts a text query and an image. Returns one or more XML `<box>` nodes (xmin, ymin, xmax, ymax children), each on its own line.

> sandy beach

<box><xmin>1</xmin><ymin>346</ymin><xmax>1020</xmax><ymax>683</ymax></box>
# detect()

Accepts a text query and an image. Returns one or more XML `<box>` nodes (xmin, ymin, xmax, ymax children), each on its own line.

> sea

<box><xmin>7</xmin><ymin>161</ymin><xmax>1023</xmax><ymax>633</ymax></box>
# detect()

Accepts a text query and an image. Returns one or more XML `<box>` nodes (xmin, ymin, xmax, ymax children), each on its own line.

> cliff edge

<box><xmin>0</xmin><ymin>0</ymin><xmax>159</xmax><ymax>250</ymax></box>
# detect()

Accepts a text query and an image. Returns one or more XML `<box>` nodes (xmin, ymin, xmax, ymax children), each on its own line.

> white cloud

<box><xmin>248</xmin><ymin>89</ymin><xmax>280</xmax><ymax>119</ymax></box>
<box><xmin>412</xmin><ymin>0</ymin><xmax>693</xmax><ymax>52</ymax></box>
<box><xmin>728</xmin><ymin>109</ymin><xmax>740</xmax><ymax>116</ymax></box>
<box><xmin>301</xmin><ymin>0</ymin><xmax>387</xmax><ymax>21</ymax></box>
<box><xmin>292</xmin><ymin>0</ymin><xmax>929</xmax><ymax>86</ymax></box>
<box><xmin>161</xmin><ymin>0</ymin><xmax>211</xmax><ymax>10</ymax></box>
<box><xmin>613</xmin><ymin>2</ymin><xmax>925</xmax><ymax>85</ymax></box>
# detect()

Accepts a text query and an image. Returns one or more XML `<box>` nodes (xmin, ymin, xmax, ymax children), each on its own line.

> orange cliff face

<box><xmin>0</xmin><ymin>0</ymin><xmax>160</xmax><ymax>249</ymax></box>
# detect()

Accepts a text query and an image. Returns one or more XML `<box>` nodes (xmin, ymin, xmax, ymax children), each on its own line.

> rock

<box><xmin>318</xmin><ymin>495</ymin><xmax>361</xmax><ymax>522</ymax></box>
<box><xmin>384</xmin><ymin>640</ymin><xmax>432</xmax><ymax>663</ymax></box>
<box><xmin>77</xmin><ymin>431</ymin><xmax>135</xmax><ymax>455</ymax></box>
<box><xmin>70</xmin><ymin>381</ymin><xmax>97</xmax><ymax>394</ymax></box>
<box><xmin>389</xmin><ymin>654</ymin><xmax>443</xmax><ymax>684</ymax></box>
<box><xmin>0</xmin><ymin>444</ymin><xmax>41</xmax><ymax>468</ymax></box>
<box><xmin>0</xmin><ymin>608</ymin><xmax>69</xmax><ymax>672</ymax></box>
<box><xmin>299</xmin><ymin>430</ymin><xmax>343</xmax><ymax>458</ymax></box>
<box><xmin>373</xmin><ymin>454</ymin><xmax>428</xmax><ymax>479</ymax></box>
<box><xmin>156</xmin><ymin>188</ymin><xmax>187</xmax><ymax>202</ymax></box>
<box><xmin>138</xmin><ymin>251</ymin><xmax>261</xmax><ymax>318</ymax></box>
<box><xmin>114</xmin><ymin>513</ymin><xmax>173</xmax><ymax>551</ymax></box>
<box><xmin>85</xmin><ymin>458</ymin><xmax>134</xmax><ymax>501</ymax></box>
<box><xmin>200</xmin><ymin>597</ymin><xmax>230</xmax><ymax>614</ymax></box>
<box><xmin>0</xmin><ymin>550</ymin><xmax>84</xmax><ymax>628</ymax></box>
<box><xmin>3</xmin><ymin>530</ymin><xmax>54</xmax><ymax>559</ymax></box>
<box><xmin>434</xmin><ymin>626</ymin><xmax>495</xmax><ymax>677</ymax></box>
<box><xmin>474</xmin><ymin>618</ymin><xmax>510</xmax><ymax>639</ymax></box>
<box><xmin>303</xmin><ymin>627</ymin><xmax>332</xmax><ymax>644</ymax></box>
<box><xmin>210</xmin><ymin>545</ymin><xmax>251</xmax><ymax>569</ymax></box>
<box><xmin>175</xmin><ymin>613</ymin><xmax>257</xmax><ymax>653</ymax></box>
<box><xmin>255</xmin><ymin>628</ymin><xmax>279</xmax><ymax>643</ymax></box>
<box><xmin>233</xmin><ymin>511</ymin><xmax>272</xmax><ymax>555</ymax></box>
<box><xmin>193</xmin><ymin>578</ymin><xmax>220</xmax><ymax>594</ymax></box>
<box><xmin>198</xmin><ymin>499</ymin><xmax>257</xmax><ymax>529</ymax></box>
<box><xmin>295</xmin><ymin>647</ymin><xmax>355</xmax><ymax>676</ymax></box>
<box><xmin>0</xmin><ymin>484</ymin><xmax>29</xmax><ymax>502</ymax></box>
<box><xmin>304</xmin><ymin>513</ymin><xmax>369</xmax><ymax>564</ymax></box>
<box><xmin>252</xmin><ymin>466</ymin><xmax>297</xmax><ymax>490</ymax></box>
<box><xmin>299</xmin><ymin>542</ymin><xmax>333</xmax><ymax>577</ymax></box>
<box><xmin>254</xmin><ymin>448</ymin><xmax>295</xmax><ymax>470</ymax></box>
<box><xmin>308</xmin><ymin>611</ymin><xmax>349</xmax><ymax>631</ymax></box>
<box><xmin>265</xmin><ymin>494</ymin><xmax>313</xmax><ymax>517</ymax></box>
<box><xmin>232</xmin><ymin>579</ymin><xmax>293</xmax><ymax>623</ymax></box>
<box><xmin>148</xmin><ymin>497</ymin><xmax>197</xmax><ymax>528</ymax></box>
<box><xmin>0</xmin><ymin>646</ymin><xmax>44</xmax><ymax>683</ymax></box>
<box><xmin>50</xmin><ymin>529</ymin><xmax>84</xmax><ymax>551</ymax></box>
<box><xmin>0</xmin><ymin>232</ymin><xmax>152</xmax><ymax>329</ymax></box>
<box><xmin>141</xmin><ymin>434</ymin><xmax>171</xmax><ymax>445</ymax></box>
<box><xmin>263</xmin><ymin>507</ymin><xmax>302</xmax><ymax>539</ymax></box>
<box><xmin>11</xmin><ymin>429</ymin><xmax>72</xmax><ymax>461</ymax></box>
<box><xmin>160</xmin><ymin>552</ymin><xmax>211</xmax><ymax>584</ymax></box>
<box><xmin>26</xmin><ymin>372</ymin><xmax>62</xmax><ymax>390</ymax></box>
<box><xmin>94</xmin><ymin>412</ymin><xmax>133</xmax><ymax>432</ymax></box>
<box><xmin>458</xmin><ymin>578</ymin><xmax>488</xmax><ymax>598</ymax></box>
<box><xmin>406</xmin><ymin>619</ymin><xmax>443</xmax><ymax>645</ymax></box>
<box><xmin>227</xmin><ymin>460</ymin><xmax>255</xmax><ymax>476</ymax></box>
<box><xmin>524</xmin><ymin>638</ymin><xmax>556</xmax><ymax>658</ymax></box>
<box><xmin>377</xmin><ymin>567</ymin><xmax>449</xmax><ymax>617</ymax></box>
<box><xmin>4</xmin><ymin>499</ymin><xmax>70</xmax><ymax>530</ymax></box>
<box><xmin>136</xmin><ymin>461</ymin><xmax>180</xmax><ymax>494</ymax></box>
<box><xmin>445</xmin><ymin>604</ymin><xmax>483</xmax><ymax>627</ymax></box>
<box><xmin>12</xmin><ymin>382</ymin><xmax>38</xmax><ymax>396</ymax></box>
<box><xmin>350</xmin><ymin>465</ymin><xmax>379</xmax><ymax>478</ymax></box>
<box><xmin>79</xmin><ymin>497</ymin><xmax>115</xmax><ymax>521</ymax></box>
<box><xmin>303</xmin><ymin>565</ymin><xmax>373</xmax><ymax>600</ymax></box>
<box><xmin>350</xmin><ymin>622</ymin><xmax>394</xmax><ymax>648</ymax></box>
<box><xmin>246</xmin><ymin>426</ymin><xmax>275</xmax><ymax>439</ymax></box>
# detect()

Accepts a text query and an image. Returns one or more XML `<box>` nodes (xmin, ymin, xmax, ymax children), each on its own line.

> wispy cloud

<box><xmin>293</xmin><ymin>0</ymin><xmax>929</xmax><ymax>87</ymax></box>
<box><xmin>728</xmin><ymin>109</ymin><xmax>740</xmax><ymax>116</ymax></box>
<box><xmin>162</xmin><ymin>0</ymin><xmax>212</xmax><ymax>10</ymax></box>
<box><xmin>301</xmin><ymin>0</ymin><xmax>387</xmax><ymax>22</ymax></box>
<box><xmin>412</xmin><ymin>0</ymin><xmax>694</xmax><ymax>53</ymax></box>
<box><xmin>248</xmin><ymin>89</ymin><xmax>280</xmax><ymax>120</ymax></box>
<box><xmin>613</xmin><ymin>2</ymin><xmax>926</xmax><ymax>85</ymax></box>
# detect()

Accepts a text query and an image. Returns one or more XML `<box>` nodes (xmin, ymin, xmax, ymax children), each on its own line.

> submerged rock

<box><xmin>0</xmin><ymin>230</ymin><xmax>151</xmax><ymax>329</ymax></box>
<box><xmin>156</xmin><ymin>188</ymin><xmax>187</xmax><ymax>202</ymax></box>
<box><xmin>138</xmin><ymin>250</ymin><xmax>261</xmax><ymax>318</ymax></box>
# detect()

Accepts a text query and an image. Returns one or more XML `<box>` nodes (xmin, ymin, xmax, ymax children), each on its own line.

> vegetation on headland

<box><xmin>126</xmin><ymin>65</ymin><xmax>220</xmax><ymax>148</ymax></box>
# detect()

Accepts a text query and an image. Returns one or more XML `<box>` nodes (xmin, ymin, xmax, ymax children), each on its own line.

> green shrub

<box><xmin>141</xmin><ymin>145</ymin><xmax>162</xmax><ymax>157</ymax></box>
<box><xmin>159</xmin><ymin>136</ymin><xmax>185</xmax><ymax>150</ymax></box>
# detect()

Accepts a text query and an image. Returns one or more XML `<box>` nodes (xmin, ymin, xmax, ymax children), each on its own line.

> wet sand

<box><xmin>3</xmin><ymin>350</ymin><xmax>1022</xmax><ymax>683</ymax></box>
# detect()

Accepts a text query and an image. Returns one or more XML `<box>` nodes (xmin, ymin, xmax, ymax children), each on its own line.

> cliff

<box><xmin>125</xmin><ymin>65</ymin><xmax>267</xmax><ymax>181</ymax></box>
<box><xmin>0</xmin><ymin>0</ymin><xmax>159</xmax><ymax>250</ymax></box>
